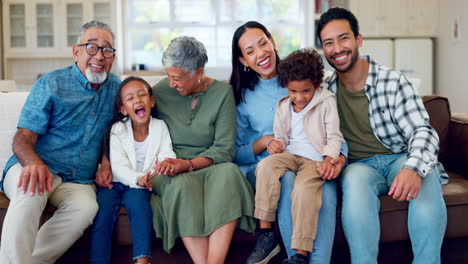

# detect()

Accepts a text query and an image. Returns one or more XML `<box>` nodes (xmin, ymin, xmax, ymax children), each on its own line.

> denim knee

<box><xmin>409</xmin><ymin>168</ymin><xmax>447</xmax><ymax>230</ymax></box>
<box><xmin>341</xmin><ymin>163</ymin><xmax>383</xmax><ymax>199</ymax></box>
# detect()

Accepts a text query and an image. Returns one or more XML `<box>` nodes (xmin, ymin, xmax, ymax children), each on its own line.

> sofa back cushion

<box><xmin>421</xmin><ymin>95</ymin><xmax>451</xmax><ymax>167</ymax></box>
<box><xmin>0</xmin><ymin>92</ymin><xmax>29</xmax><ymax>172</ymax></box>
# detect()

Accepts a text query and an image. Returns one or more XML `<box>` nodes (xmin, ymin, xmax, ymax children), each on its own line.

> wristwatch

<box><xmin>187</xmin><ymin>160</ymin><xmax>194</xmax><ymax>172</ymax></box>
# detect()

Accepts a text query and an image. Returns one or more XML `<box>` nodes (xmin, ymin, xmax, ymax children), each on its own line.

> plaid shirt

<box><xmin>326</xmin><ymin>56</ymin><xmax>448</xmax><ymax>184</ymax></box>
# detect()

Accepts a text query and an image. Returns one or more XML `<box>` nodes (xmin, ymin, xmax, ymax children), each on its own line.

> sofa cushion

<box><xmin>0</xmin><ymin>92</ymin><xmax>29</xmax><ymax>172</ymax></box>
<box><xmin>422</xmin><ymin>96</ymin><xmax>451</xmax><ymax>167</ymax></box>
<box><xmin>449</xmin><ymin>113</ymin><xmax>468</xmax><ymax>177</ymax></box>
<box><xmin>378</xmin><ymin>173</ymin><xmax>468</xmax><ymax>213</ymax></box>
<box><xmin>0</xmin><ymin>193</ymin><xmax>9</xmax><ymax>209</ymax></box>
<box><xmin>377</xmin><ymin>172</ymin><xmax>468</xmax><ymax>240</ymax></box>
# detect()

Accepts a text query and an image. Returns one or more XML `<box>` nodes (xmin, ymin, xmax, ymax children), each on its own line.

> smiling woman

<box><xmin>149</xmin><ymin>36</ymin><xmax>255</xmax><ymax>264</ymax></box>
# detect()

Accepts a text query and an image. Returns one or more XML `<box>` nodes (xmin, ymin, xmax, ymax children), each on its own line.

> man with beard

<box><xmin>317</xmin><ymin>7</ymin><xmax>447</xmax><ymax>264</ymax></box>
<box><xmin>0</xmin><ymin>20</ymin><xmax>120</xmax><ymax>264</ymax></box>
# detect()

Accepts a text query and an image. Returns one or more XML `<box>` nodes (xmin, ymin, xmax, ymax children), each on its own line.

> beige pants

<box><xmin>0</xmin><ymin>163</ymin><xmax>98</xmax><ymax>264</ymax></box>
<box><xmin>255</xmin><ymin>152</ymin><xmax>324</xmax><ymax>252</ymax></box>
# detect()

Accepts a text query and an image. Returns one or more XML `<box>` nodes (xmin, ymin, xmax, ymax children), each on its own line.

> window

<box><xmin>125</xmin><ymin>0</ymin><xmax>313</xmax><ymax>75</ymax></box>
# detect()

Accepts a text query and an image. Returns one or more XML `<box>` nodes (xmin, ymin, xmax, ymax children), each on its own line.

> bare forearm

<box><xmin>12</xmin><ymin>129</ymin><xmax>43</xmax><ymax>167</ymax></box>
<box><xmin>100</xmin><ymin>154</ymin><xmax>111</xmax><ymax>170</ymax></box>
<box><xmin>252</xmin><ymin>135</ymin><xmax>274</xmax><ymax>156</ymax></box>
<box><xmin>190</xmin><ymin>157</ymin><xmax>214</xmax><ymax>171</ymax></box>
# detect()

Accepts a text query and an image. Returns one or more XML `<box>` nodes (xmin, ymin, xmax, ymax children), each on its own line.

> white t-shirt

<box><xmin>134</xmin><ymin>137</ymin><xmax>149</xmax><ymax>172</ymax></box>
<box><xmin>285</xmin><ymin>104</ymin><xmax>323</xmax><ymax>162</ymax></box>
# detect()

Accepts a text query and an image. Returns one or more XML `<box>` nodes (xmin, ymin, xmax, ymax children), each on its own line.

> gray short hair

<box><xmin>76</xmin><ymin>20</ymin><xmax>115</xmax><ymax>45</ymax></box>
<box><xmin>162</xmin><ymin>36</ymin><xmax>208</xmax><ymax>74</ymax></box>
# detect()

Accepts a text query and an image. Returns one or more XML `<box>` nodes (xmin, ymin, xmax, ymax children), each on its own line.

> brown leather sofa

<box><xmin>0</xmin><ymin>95</ymin><xmax>467</xmax><ymax>263</ymax></box>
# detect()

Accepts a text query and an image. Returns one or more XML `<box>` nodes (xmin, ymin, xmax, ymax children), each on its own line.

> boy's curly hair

<box><xmin>278</xmin><ymin>49</ymin><xmax>324</xmax><ymax>88</ymax></box>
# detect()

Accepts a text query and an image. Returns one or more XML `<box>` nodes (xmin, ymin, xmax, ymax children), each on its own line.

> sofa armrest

<box><xmin>449</xmin><ymin>113</ymin><xmax>468</xmax><ymax>178</ymax></box>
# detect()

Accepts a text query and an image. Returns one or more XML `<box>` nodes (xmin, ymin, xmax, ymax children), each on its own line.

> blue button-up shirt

<box><xmin>1</xmin><ymin>64</ymin><xmax>121</xmax><ymax>190</ymax></box>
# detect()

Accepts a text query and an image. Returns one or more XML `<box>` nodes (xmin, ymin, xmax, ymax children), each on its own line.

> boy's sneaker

<box><xmin>281</xmin><ymin>253</ymin><xmax>308</xmax><ymax>264</ymax></box>
<box><xmin>245</xmin><ymin>230</ymin><xmax>281</xmax><ymax>264</ymax></box>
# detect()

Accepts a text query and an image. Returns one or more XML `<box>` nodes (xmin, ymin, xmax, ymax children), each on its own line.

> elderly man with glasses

<box><xmin>0</xmin><ymin>20</ymin><xmax>121</xmax><ymax>264</ymax></box>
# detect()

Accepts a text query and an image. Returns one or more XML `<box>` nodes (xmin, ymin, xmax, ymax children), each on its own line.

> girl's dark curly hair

<box><xmin>278</xmin><ymin>49</ymin><xmax>324</xmax><ymax>88</ymax></box>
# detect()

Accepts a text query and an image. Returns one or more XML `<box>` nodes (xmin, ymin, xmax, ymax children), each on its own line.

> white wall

<box><xmin>436</xmin><ymin>0</ymin><xmax>468</xmax><ymax>113</ymax></box>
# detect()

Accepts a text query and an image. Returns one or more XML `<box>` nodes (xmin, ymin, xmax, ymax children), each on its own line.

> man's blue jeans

<box><xmin>340</xmin><ymin>153</ymin><xmax>447</xmax><ymax>264</ymax></box>
<box><xmin>278</xmin><ymin>171</ymin><xmax>337</xmax><ymax>264</ymax></box>
<box><xmin>90</xmin><ymin>183</ymin><xmax>152</xmax><ymax>264</ymax></box>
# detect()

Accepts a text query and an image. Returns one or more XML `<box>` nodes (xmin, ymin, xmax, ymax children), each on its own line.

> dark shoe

<box><xmin>281</xmin><ymin>254</ymin><xmax>308</xmax><ymax>264</ymax></box>
<box><xmin>245</xmin><ymin>230</ymin><xmax>281</xmax><ymax>264</ymax></box>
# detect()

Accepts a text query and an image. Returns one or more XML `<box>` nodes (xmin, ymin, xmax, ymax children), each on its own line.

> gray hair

<box><xmin>162</xmin><ymin>36</ymin><xmax>208</xmax><ymax>74</ymax></box>
<box><xmin>76</xmin><ymin>20</ymin><xmax>115</xmax><ymax>45</ymax></box>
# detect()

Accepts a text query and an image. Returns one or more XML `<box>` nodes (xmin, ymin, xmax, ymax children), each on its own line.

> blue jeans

<box><xmin>90</xmin><ymin>183</ymin><xmax>152</xmax><ymax>264</ymax></box>
<box><xmin>278</xmin><ymin>171</ymin><xmax>337</xmax><ymax>264</ymax></box>
<box><xmin>340</xmin><ymin>153</ymin><xmax>447</xmax><ymax>264</ymax></box>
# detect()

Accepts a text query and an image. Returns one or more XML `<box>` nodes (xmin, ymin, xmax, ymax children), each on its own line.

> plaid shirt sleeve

<box><xmin>392</xmin><ymin>75</ymin><xmax>439</xmax><ymax>177</ymax></box>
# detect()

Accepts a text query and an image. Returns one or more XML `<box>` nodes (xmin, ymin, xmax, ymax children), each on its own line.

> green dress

<box><xmin>150</xmin><ymin>78</ymin><xmax>255</xmax><ymax>252</ymax></box>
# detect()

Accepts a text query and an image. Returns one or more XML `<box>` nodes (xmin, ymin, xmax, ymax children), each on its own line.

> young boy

<box><xmin>254</xmin><ymin>49</ymin><xmax>344</xmax><ymax>264</ymax></box>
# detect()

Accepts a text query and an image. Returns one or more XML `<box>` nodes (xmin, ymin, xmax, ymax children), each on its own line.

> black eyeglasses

<box><xmin>77</xmin><ymin>43</ymin><xmax>116</xmax><ymax>58</ymax></box>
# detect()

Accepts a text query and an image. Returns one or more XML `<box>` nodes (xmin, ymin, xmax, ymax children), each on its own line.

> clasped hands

<box><xmin>266</xmin><ymin>138</ymin><xmax>345</xmax><ymax>180</ymax></box>
<box><xmin>136</xmin><ymin>158</ymin><xmax>190</xmax><ymax>190</ymax></box>
<box><xmin>96</xmin><ymin>158</ymin><xmax>191</xmax><ymax>191</ymax></box>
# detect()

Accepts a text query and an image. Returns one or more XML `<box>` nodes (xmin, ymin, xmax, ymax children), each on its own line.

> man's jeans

<box><xmin>340</xmin><ymin>153</ymin><xmax>447</xmax><ymax>264</ymax></box>
<box><xmin>90</xmin><ymin>183</ymin><xmax>152</xmax><ymax>264</ymax></box>
<box><xmin>278</xmin><ymin>171</ymin><xmax>337</xmax><ymax>264</ymax></box>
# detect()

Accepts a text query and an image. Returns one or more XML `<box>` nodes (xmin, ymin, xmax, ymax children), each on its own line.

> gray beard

<box><xmin>85</xmin><ymin>67</ymin><xmax>107</xmax><ymax>84</ymax></box>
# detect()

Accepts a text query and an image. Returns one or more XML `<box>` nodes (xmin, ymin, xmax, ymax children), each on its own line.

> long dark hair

<box><xmin>229</xmin><ymin>21</ymin><xmax>280</xmax><ymax>105</ymax></box>
<box><xmin>102</xmin><ymin>76</ymin><xmax>155</xmax><ymax>159</ymax></box>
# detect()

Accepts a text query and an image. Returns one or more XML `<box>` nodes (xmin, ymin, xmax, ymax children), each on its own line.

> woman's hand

<box><xmin>155</xmin><ymin>158</ymin><xmax>190</xmax><ymax>176</ymax></box>
<box><xmin>154</xmin><ymin>160</ymin><xmax>176</xmax><ymax>175</ymax></box>
<box><xmin>252</xmin><ymin>135</ymin><xmax>275</xmax><ymax>155</ymax></box>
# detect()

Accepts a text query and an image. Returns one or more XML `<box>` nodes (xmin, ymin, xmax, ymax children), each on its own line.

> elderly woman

<box><xmin>150</xmin><ymin>36</ymin><xmax>255</xmax><ymax>264</ymax></box>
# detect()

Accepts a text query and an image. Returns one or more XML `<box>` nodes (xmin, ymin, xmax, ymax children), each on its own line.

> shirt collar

<box><xmin>257</xmin><ymin>76</ymin><xmax>281</xmax><ymax>91</ymax></box>
<box><xmin>188</xmin><ymin>80</ymin><xmax>214</xmax><ymax>98</ymax></box>
<box><xmin>327</xmin><ymin>55</ymin><xmax>379</xmax><ymax>91</ymax></box>
<box><xmin>364</xmin><ymin>55</ymin><xmax>379</xmax><ymax>90</ymax></box>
